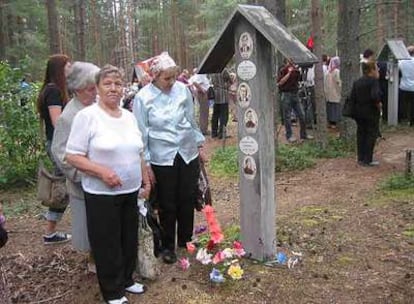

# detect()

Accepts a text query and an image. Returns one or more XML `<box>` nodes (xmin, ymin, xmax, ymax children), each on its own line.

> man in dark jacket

<box><xmin>352</xmin><ymin>61</ymin><xmax>382</xmax><ymax>166</ymax></box>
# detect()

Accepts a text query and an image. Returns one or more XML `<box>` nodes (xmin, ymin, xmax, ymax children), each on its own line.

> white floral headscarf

<box><xmin>149</xmin><ymin>52</ymin><xmax>177</xmax><ymax>76</ymax></box>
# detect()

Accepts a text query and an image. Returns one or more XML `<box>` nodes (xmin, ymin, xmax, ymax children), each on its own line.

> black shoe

<box><xmin>162</xmin><ymin>250</ymin><xmax>177</xmax><ymax>264</ymax></box>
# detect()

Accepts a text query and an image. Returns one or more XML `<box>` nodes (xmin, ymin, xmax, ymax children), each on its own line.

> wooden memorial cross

<box><xmin>197</xmin><ymin>5</ymin><xmax>317</xmax><ymax>260</ymax></box>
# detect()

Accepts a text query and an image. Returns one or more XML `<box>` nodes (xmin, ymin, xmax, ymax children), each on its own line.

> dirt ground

<box><xmin>0</xmin><ymin>125</ymin><xmax>413</xmax><ymax>304</ymax></box>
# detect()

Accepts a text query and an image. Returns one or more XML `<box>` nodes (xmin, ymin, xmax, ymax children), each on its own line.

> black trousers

<box><xmin>356</xmin><ymin>117</ymin><xmax>379</xmax><ymax>164</ymax></box>
<box><xmin>152</xmin><ymin>154</ymin><xmax>200</xmax><ymax>251</ymax></box>
<box><xmin>211</xmin><ymin>103</ymin><xmax>229</xmax><ymax>138</ymax></box>
<box><xmin>84</xmin><ymin>191</ymin><xmax>138</xmax><ymax>301</ymax></box>
<box><xmin>401</xmin><ymin>90</ymin><xmax>414</xmax><ymax>126</ymax></box>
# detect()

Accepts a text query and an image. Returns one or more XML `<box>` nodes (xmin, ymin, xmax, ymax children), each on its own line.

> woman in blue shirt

<box><xmin>133</xmin><ymin>52</ymin><xmax>206</xmax><ymax>264</ymax></box>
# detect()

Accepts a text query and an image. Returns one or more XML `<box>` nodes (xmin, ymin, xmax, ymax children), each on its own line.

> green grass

<box><xmin>209</xmin><ymin>146</ymin><xmax>239</xmax><ymax>177</ymax></box>
<box><xmin>209</xmin><ymin>136</ymin><xmax>355</xmax><ymax>176</ymax></box>
<box><xmin>379</xmin><ymin>173</ymin><xmax>414</xmax><ymax>191</ymax></box>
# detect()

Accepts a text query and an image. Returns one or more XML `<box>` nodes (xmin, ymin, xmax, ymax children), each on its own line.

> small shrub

<box><xmin>380</xmin><ymin>173</ymin><xmax>414</xmax><ymax>191</ymax></box>
<box><xmin>276</xmin><ymin>144</ymin><xmax>315</xmax><ymax>172</ymax></box>
<box><xmin>0</xmin><ymin>60</ymin><xmax>43</xmax><ymax>188</ymax></box>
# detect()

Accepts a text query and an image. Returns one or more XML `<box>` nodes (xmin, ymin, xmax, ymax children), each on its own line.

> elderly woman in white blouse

<box><xmin>66</xmin><ymin>65</ymin><xmax>149</xmax><ymax>304</ymax></box>
<box><xmin>133</xmin><ymin>52</ymin><xmax>206</xmax><ymax>264</ymax></box>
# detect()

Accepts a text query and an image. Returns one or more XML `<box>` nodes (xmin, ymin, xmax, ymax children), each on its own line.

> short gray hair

<box><xmin>95</xmin><ymin>64</ymin><xmax>123</xmax><ymax>85</ymax></box>
<box><xmin>67</xmin><ymin>61</ymin><xmax>100</xmax><ymax>92</ymax></box>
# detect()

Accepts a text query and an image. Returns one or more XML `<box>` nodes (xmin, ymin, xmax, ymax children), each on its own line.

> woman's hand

<box><xmin>198</xmin><ymin>146</ymin><xmax>208</xmax><ymax>163</ymax></box>
<box><xmin>99</xmin><ymin>167</ymin><xmax>122</xmax><ymax>188</ymax></box>
<box><xmin>146</xmin><ymin>165</ymin><xmax>157</xmax><ymax>187</ymax></box>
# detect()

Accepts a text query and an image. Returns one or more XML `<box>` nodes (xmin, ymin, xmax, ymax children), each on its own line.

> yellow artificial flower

<box><xmin>227</xmin><ymin>263</ymin><xmax>244</xmax><ymax>280</ymax></box>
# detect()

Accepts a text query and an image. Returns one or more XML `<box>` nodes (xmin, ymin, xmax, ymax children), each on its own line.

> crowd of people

<box><xmin>1</xmin><ymin>41</ymin><xmax>413</xmax><ymax>303</ymax></box>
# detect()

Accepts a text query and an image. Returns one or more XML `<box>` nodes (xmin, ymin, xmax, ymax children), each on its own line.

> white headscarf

<box><xmin>149</xmin><ymin>52</ymin><xmax>177</xmax><ymax>76</ymax></box>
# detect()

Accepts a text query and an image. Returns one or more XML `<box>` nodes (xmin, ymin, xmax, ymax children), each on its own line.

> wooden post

<box><xmin>235</xmin><ymin>19</ymin><xmax>276</xmax><ymax>261</ymax></box>
<box><xmin>387</xmin><ymin>60</ymin><xmax>399</xmax><ymax>126</ymax></box>
<box><xmin>406</xmin><ymin>149</ymin><xmax>413</xmax><ymax>176</ymax></box>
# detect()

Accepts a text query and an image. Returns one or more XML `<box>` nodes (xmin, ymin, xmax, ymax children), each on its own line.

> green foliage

<box><xmin>276</xmin><ymin>144</ymin><xmax>316</xmax><ymax>172</ymax></box>
<box><xmin>209</xmin><ymin>137</ymin><xmax>355</xmax><ymax>177</ymax></box>
<box><xmin>379</xmin><ymin>173</ymin><xmax>414</xmax><ymax>191</ymax></box>
<box><xmin>209</xmin><ymin>146</ymin><xmax>239</xmax><ymax>177</ymax></box>
<box><xmin>0</xmin><ymin>60</ymin><xmax>43</xmax><ymax>188</ymax></box>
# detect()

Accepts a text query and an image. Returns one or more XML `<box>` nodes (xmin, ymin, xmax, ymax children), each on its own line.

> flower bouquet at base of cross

<box><xmin>178</xmin><ymin>205</ymin><xmax>246</xmax><ymax>283</ymax></box>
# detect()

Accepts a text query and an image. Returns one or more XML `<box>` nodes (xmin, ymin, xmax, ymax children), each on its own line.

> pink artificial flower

<box><xmin>233</xmin><ymin>241</ymin><xmax>243</xmax><ymax>250</ymax></box>
<box><xmin>186</xmin><ymin>242</ymin><xmax>196</xmax><ymax>254</ymax></box>
<box><xmin>232</xmin><ymin>241</ymin><xmax>246</xmax><ymax>257</ymax></box>
<box><xmin>179</xmin><ymin>257</ymin><xmax>190</xmax><ymax>270</ymax></box>
<box><xmin>212</xmin><ymin>251</ymin><xmax>226</xmax><ymax>264</ymax></box>
<box><xmin>202</xmin><ymin>205</ymin><xmax>224</xmax><ymax>244</ymax></box>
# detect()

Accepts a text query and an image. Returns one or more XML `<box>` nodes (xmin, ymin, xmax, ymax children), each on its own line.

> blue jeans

<box><xmin>281</xmin><ymin>92</ymin><xmax>307</xmax><ymax>140</ymax></box>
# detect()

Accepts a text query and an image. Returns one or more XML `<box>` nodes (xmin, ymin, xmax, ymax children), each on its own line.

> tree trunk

<box><xmin>0</xmin><ymin>0</ymin><xmax>6</xmax><ymax>60</ymax></box>
<box><xmin>337</xmin><ymin>0</ymin><xmax>360</xmax><ymax>141</ymax></box>
<box><xmin>311</xmin><ymin>0</ymin><xmax>328</xmax><ymax>148</ymax></box>
<box><xmin>261</xmin><ymin>0</ymin><xmax>286</xmax><ymax>150</ymax></box>
<box><xmin>75</xmin><ymin>0</ymin><xmax>86</xmax><ymax>60</ymax></box>
<box><xmin>46</xmin><ymin>0</ymin><xmax>61</xmax><ymax>54</ymax></box>
<box><xmin>376</xmin><ymin>2</ymin><xmax>384</xmax><ymax>47</ymax></box>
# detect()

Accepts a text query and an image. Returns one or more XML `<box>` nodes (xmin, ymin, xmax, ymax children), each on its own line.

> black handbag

<box><xmin>195</xmin><ymin>161</ymin><xmax>212</xmax><ymax>211</ymax></box>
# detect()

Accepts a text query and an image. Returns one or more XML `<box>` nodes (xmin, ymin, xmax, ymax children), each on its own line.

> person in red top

<box><xmin>277</xmin><ymin>58</ymin><xmax>312</xmax><ymax>143</ymax></box>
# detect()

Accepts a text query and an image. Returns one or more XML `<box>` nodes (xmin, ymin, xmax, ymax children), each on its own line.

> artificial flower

<box><xmin>202</xmin><ymin>205</ymin><xmax>224</xmax><ymax>244</ymax></box>
<box><xmin>196</xmin><ymin>248</ymin><xmax>212</xmax><ymax>265</ymax></box>
<box><xmin>233</xmin><ymin>241</ymin><xmax>243</xmax><ymax>250</ymax></box>
<box><xmin>212</xmin><ymin>251</ymin><xmax>226</xmax><ymax>264</ymax></box>
<box><xmin>186</xmin><ymin>242</ymin><xmax>196</xmax><ymax>254</ymax></box>
<box><xmin>222</xmin><ymin>248</ymin><xmax>234</xmax><ymax>259</ymax></box>
<box><xmin>206</xmin><ymin>240</ymin><xmax>216</xmax><ymax>251</ymax></box>
<box><xmin>179</xmin><ymin>257</ymin><xmax>190</xmax><ymax>270</ymax></box>
<box><xmin>194</xmin><ymin>225</ymin><xmax>207</xmax><ymax>235</ymax></box>
<box><xmin>227</xmin><ymin>263</ymin><xmax>244</xmax><ymax>280</ymax></box>
<box><xmin>209</xmin><ymin>268</ymin><xmax>225</xmax><ymax>283</ymax></box>
<box><xmin>276</xmin><ymin>252</ymin><xmax>287</xmax><ymax>264</ymax></box>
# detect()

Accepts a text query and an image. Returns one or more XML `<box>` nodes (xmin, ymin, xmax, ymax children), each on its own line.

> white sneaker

<box><xmin>125</xmin><ymin>282</ymin><xmax>145</xmax><ymax>294</ymax></box>
<box><xmin>287</xmin><ymin>136</ymin><xmax>297</xmax><ymax>143</ymax></box>
<box><xmin>107</xmin><ymin>296</ymin><xmax>128</xmax><ymax>304</ymax></box>
<box><xmin>87</xmin><ymin>262</ymin><xmax>96</xmax><ymax>274</ymax></box>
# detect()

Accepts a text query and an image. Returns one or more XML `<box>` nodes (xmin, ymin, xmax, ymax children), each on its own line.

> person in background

<box><xmin>189</xmin><ymin>68</ymin><xmax>211</xmax><ymax>135</ymax></box>
<box><xmin>51</xmin><ymin>61</ymin><xmax>100</xmax><ymax>272</ymax></box>
<box><xmin>177</xmin><ymin>69</ymin><xmax>190</xmax><ymax>85</ymax></box>
<box><xmin>133</xmin><ymin>52</ymin><xmax>206</xmax><ymax>265</ymax></box>
<box><xmin>211</xmin><ymin>69</ymin><xmax>231</xmax><ymax>139</ymax></box>
<box><xmin>324</xmin><ymin>56</ymin><xmax>342</xmax><ymax>128</ymax></box>
<box><xmin>399</xmin><ymin>45</ymin><xmax>414</xmax><ymax>127</ymax></box>
<box><xmin>322</xmin><ymin>54</ymin><xmax>330</xmax><ymax>76</ymax></box>
<box><xmin>36</xmin><ymin>54</ymin><xmax>72</xmax><ymax>245</ymax></box>
<box><xmin>277</xmin><ymin>58</ymin><xmax>313</xmax><ymax>143</ymax></box>
<box><xmin>0</xmin><ymin>203</ymin><xmax>8</xmax><ymax>248</ymax></box>
<box><xmin>351</xmin><ymin>61</ymin><xmax>382</xmax><ymax>166</ymax></box>
<box><xmin>228</xmin><ymin>72</ymin><xmax>238</xmax><ymax>122</ymax></box>
<box><xmin>66</xmin><ymin>65</ymin><xmax>148</xmax><ymax>304</ymax></box>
